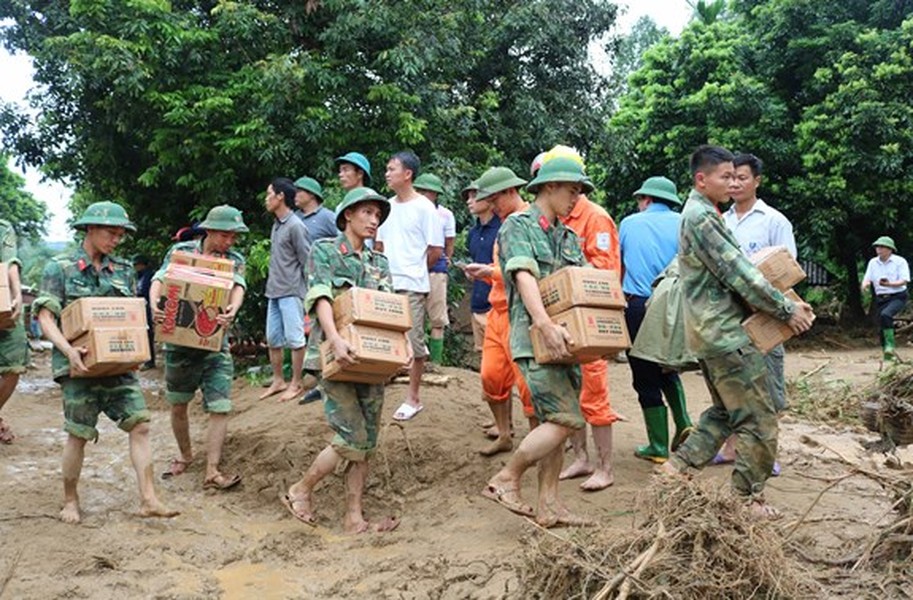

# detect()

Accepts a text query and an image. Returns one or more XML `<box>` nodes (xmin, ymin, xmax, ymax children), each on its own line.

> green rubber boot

<box><xmin>428</xmin><ymin>337</ymin><xmax>444</xmax><ymax>364</ymax></box>
<box><xmin>634</xmin><ymin>406</ymin><xmax>669</xmax><ymax>463</ymax></box>
<box><xmin>663</xmin><ymin>379</ymin><xmax>694</xmax><ymax>451</ymax></box>
<box><xmin>883</xmin><ymin>328</ymin><xmax>896</xmax><ymax>361</ymax></box>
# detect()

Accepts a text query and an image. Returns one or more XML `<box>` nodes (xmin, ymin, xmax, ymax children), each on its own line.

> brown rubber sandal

<box><xmin>161</xmin><ymin>457</ymin><xmax>191</xmax><ymax>480</ymax></box>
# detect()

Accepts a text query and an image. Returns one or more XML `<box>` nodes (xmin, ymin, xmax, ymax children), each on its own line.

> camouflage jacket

<box><xmin>499</xmin><ymin>203</ymin><xmax>587</xmax><ymax>360</ymax></box>
<box><xmin>678</xmin><ymin>189</ymin><xmax>794</xmax><ymax>359</ymax></box>
<box><xmin>0</xmin><ymin>220</ymin><xmax>20</xmax><ymax>267</ymax></box>
<box><xmin>33</xmin><ymin>245</ymin><xmax>136</xmax><ymax>378</ymax></box>
<box><xmin>303</xmin><ymin>234</ymin><xmax>393</xmax><ymax>371</ymax></box>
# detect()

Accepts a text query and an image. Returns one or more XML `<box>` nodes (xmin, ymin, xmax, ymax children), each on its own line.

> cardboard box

<box><xmin>61</xmin><ymin>297</ymin><xmax>148</xmax><ymax>341</ymax></box>
<box><xmin>531</xmin><ymin>307</ymin><xmax>631</xmax><ymax>364</ymax></box>
<box><xmin>749</xmin><ymin>246</ymin><xmax>806</xmax><ymax>292</ymax></box>
<box><xmin>332</xmin><ymin>287</ymin><xmax>413</xmax><ymax>332</ymax></box>
<box><xmin>0</xmin><ymin>263</ymin><xmax>13</xmax><ymax>329</ymax></box>
<box><xmin>155</xmin><ymin>266</ymin><xmax>234</xmax><ymax>351</ymax></box>
<box><xmin>169</xmin><ymin>251</ymin><xmax>234</xmax><ymax>278</ymax></box>
<box><xmin>742</xmin><ymin>290</ymin><xmax>803</xmax><ymax>353</ymax></box>
<box><xmin>70</xmin><ymin>327</ymin><xmax>150</xmax><ymax>378</ymax></box>
<box><xmin>539</xmin><ymin>267</ymin><xmax>625</xmax><ymax>317</ymax></box>
<box><xmin>321</xmin><ymin>324</ymin><xmax>409</xmax><ymax>383</ymax></box>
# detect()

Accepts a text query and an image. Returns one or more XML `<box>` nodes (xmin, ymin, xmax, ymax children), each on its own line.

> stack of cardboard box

<box><xmin>155</xmin><ymin>252</ymin><xmax>235</xmax><ymax>351</ymax></box>
<box><xmin>0</xmin><ymin>263</ymin><xmax>13</xmax><ymax>329</ymax></box>
<box><xmin>741</xmin><ymin>246</ymin><xmax>809</xmax><ymax>353</ymax></box>
<box><xmin>531</xmin><ymin>267</ymin><xmax>630</xmax><ymax>364</ymax></box>
<box><xmin>320</xmin><ymin>287</ymin><xmax>413</xmax><ymax>383</ymax></box>
<box><xmin>60</xmin><ymin>297</ymin><xmax>150</xmax><ymax>377</ymax></box>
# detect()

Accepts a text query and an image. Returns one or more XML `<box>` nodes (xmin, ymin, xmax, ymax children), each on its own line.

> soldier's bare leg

<box><xmin>286</xmin><ymin>445</ymin><xmax>341</xmax><ymax>524</ymax></box>
<box><xmin>129</xmin><ymin>423</ymin><xmax>179</xmax><ymax>518</ymax></box>
<box><xmin>169</xmin><ymin>404</ymin><xmax>194</xmax><ymax>472</ymax></box>
<box><xmin>559</xmin><ymin>428</ymin><xmax>594</xmax><ymax>480</ymax></box>
<box><xmin>60</xmin><ymin>434</ymin><xmax>87</xmax><ymax>524</ymax></box>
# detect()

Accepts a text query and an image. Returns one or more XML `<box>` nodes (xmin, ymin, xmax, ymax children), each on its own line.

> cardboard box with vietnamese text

<box><xmin>539</xmin><ymin>267</ymin><xmax>626</xmax><ymax>317</ymax></box>
<box><xmin>61</xmin><ymin>297</ymin><xmax>148</xmax><ymax>341</ymax></box>
<box><xmin>155</xmin><ymin>266</ymin><xmax>233</xmax><ymax>351</ymax></box>
<box><xmin>332</xmin><ymin>287</ymin><xmax>412</xmax><ymax>332</ymax></box>
<box><xmin>169</xmin><ymin>251</ymin><xmax>234</xmax><ymax>278</ymax></box>
<box><xmin>531</xmin><ymin>306</ymin><xmax>630</xmax><ymax>365</ymax></box>
<box><xmin>70</xmin><ymin>327</ymin><xmax>150</xmax><ymax>378</ymax></box>
<box><xmin>749</xmin><ymin>246</ymin><xmax>806</xmax><ymax>292</ymax></box>
<box><xmin>321</xmin><ymin>324</ymin><xmax>409</xmax><ymax>383</ymax></box>
<box><xmin>742</xmin><ymin>290</ymin><xmax>804</xmax><ymax>354</ymax></box>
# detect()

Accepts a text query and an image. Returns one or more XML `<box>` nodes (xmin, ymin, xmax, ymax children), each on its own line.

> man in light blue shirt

<box><xmin>618</xmin><ymin>176</ymin><xmax>693</xmax><ymax>464</ymax></box>
<box><xmin>294</xmin><ymin>177</ymin><xmax>338</xmax><ymax>241</ymax></box>
<box><xmin>861</xmin><ymin>235</ymin><xmax>909</xmax><ymax>361</ymax></box>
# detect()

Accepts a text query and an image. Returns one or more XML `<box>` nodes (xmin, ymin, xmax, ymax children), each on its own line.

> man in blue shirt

<box><xmin>618</xmin><ymin>176</ymin><xmax>693</xmax><ymax>463</ymax></box>
<box><xmin>294</xmin><ymin>177</ymin><xmax>338</xmax><ymax>241</ymax></box>
<box><xmin>464</xmin><ymin>181</ymin><xmax>501</xmax><ymax>352</ymax></box>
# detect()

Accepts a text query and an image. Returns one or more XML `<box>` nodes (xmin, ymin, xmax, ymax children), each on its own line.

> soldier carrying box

<box><xmin>34</xmin><ymin>201</ymin><xmax>178</xmax><ymax>525</ymax></box>
<box><xmin>0</xmin><ymin>219</ymin><xmax>27</xmax><ymax>444</ymax></box>
<box><xmin>149</xmin><ymin>205</ymin><xmax>248</xmax><ymax>491</ymax></box>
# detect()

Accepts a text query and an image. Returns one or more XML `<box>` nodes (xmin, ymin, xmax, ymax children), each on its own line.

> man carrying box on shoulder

<box><xmin>283</xmin><ymin>187</ymin><xmax>409</xmax><ymax>533</ymax></box>
<box><xmin>150</xmin><ymin>205</ymin><xmax>248</xmax><ymax>491</ymax></box>
<box><xmin>0</xmin><ymin>219</ymin><xmax>27</xmax><ymax>444</ymax></box>
<box><xmin>482</xmin><ymin>157</ymin><xmax>594</xmax><ymax>528</ymax></box>
<box><xmin>34</xmin><ymin>202</ymin><xmax>178</xmax><ymax>525</ymax></box>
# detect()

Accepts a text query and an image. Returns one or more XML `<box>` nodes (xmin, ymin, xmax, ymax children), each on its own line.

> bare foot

<box><xmin>139</xmin><ymin>500</ymin><xmax>180</xmax><ymax>519</ymax></box>
<box><xmin>0</xmin><ymin>418</ymin><xmax>15</xmax><ymax>444</ymax></box>
<box><xmin>59</xmin><ymin>500</ymin><xmax>81</xmax><ymax>524</ymax></box>
<box><xmin>282</xmin><ymin>488</ymin><xmax>316</xmax><ymax>525</ymax></box>
<box><xmin>580</xmin><ymin>469</ymin><xmax>614</xmax><ymax>491</ymax></box>
<box><xmin>537</xmin><ymin>506</ymin><xmax>595</xmax><ymax>528</ymax></box>
<box><xmin>258</xmin><ymin>380</ymin><xmax>288</xmax><ymax>400</ymax></box>
<box><xmin>481</xmin><ymin>477</ymin><xmax>534</xmax><ymax>517</ymax></box>
<box><xmin>278</xmin><ymin>383</ymin><xmax>305</xmax><ymax>403</ymax></box>
<box><xmin>480</xmin><ymin>420</ymin><xmax>495</xmax><ymax>430</ymax></box>
<box><xmin>558</xmin><ymin>458</ymin><xmax>594</xmax><ymax>481</ymax></box>
<box><xmin>347</xmin><ymin>515</ymin><xmax>400</xmax><ymax>534</ymax></box>
<box><xmin>478</xmin><ymin>437</ymin><xmax>513</xmax><ymax>456</ymax></box>
<box><xmin>747</xmin><ymin>500</ymin><xmax>782</xmax><ymax>521</ymax></box>
<box><xmin>654</xmin><ymin>460</ymin><xmax>687</xmax><ymax>480</ymax></box>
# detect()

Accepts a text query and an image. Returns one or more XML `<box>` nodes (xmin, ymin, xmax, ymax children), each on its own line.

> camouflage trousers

<box><xmin>165</xmin><ymin>347</ymin><xmax>233</xmax><ymax>413</ymax></box>
<box><xmin>766</xmin><ymin>344</ymin><xmax>787</xmax><ymax>413</ymax></box>
<box><xmin>516</xmin><ymin>358</ymin><xmax>585</xmax><ymax>430</ymax></box>
<box><xmin>670</xmin><ymin>344</ymin><xmax>777</xmax><ymax>497</ymax></box>
<box><xmin>0</xmin><ymin>317</ymin><xmax>28</xmax><ymax>374</ymax></box>
<box><xmin>61</xmin><ymin>374</ymin><xmax>150</xmax><ymax>441</ymax></box>
<box><xmin>323</xmin><ymin>379</ymin><xmax>385</xmax><ymax>462</ymax></box>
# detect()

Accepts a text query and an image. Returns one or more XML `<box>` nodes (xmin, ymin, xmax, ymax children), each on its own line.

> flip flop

<box><xmin>161</xmin><ymin>457</ymin><xmax>191</xmax><ymax>480</ymax></box>
<box><xmin>355</xmin><ymin>516</ymin><xmax>400</xmax><ymax>533</ymax></box>
<box><xmin>281</xmin><ymin>493</ymin><xmax>317</xmax><ymax>526</ymax></box>
<box><xmin>481</xmin><ymin>483</ymin><xmax>535</xmax><ymax>518</ymax></box>
<box><xmin>771</xmin><ymin>461</ymin><xmax>782</xmax><ymax>477</ymax></box>
<box><xmin>392</xmin><ymin>402</ymin><xmax>424</xmax><ymax>421</ymax></box>
<box><xmin>203</xmin><ymin>473</ymin><xmax>241</xmax><ymax>490</ymax></box>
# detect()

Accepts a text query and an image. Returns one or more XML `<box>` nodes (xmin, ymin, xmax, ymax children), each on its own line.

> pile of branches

<box><xmin>860</xmin><ymin>365</ymin><xmax>913</xmax><ymax>445</ymax></box>
<box><xmin>521</xmin><ymin>478</ymin><xmax>821</xmax><ymax>599</ymax></box>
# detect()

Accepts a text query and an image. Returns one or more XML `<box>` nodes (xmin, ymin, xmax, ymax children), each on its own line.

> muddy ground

<box><xmin>0</xmin><ymin>344</ymin><xmax>910</xmax><ymax>599</ymax></box>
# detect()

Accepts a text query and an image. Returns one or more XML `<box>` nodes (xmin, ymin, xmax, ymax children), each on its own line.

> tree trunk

<box><xmin>839</xmin><ymin>240</ymin><xmax>865</xmax><ymax>324</ymax></box>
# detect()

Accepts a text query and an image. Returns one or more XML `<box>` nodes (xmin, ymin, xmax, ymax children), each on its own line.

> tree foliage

<box><xmin>595</xmin><ymin>1</ymin><xmax>913</xmax><ymax>320</ymax></box>
<box><xmin>0</xmin><ymin>156</ymin><xmax>47</xmax><ymax>240</ymax></box>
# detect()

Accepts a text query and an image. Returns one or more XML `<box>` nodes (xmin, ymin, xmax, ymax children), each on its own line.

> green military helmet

<box><xmin>460</xmin><ymin>179</ymin><xmax>480</xmax><ymax>201</ymax></box>
<box><xmin>414</xmin><ymin>173</ymin><xmax>445</xmax><ymax>196</ymax></box>
<box><xmin>633</xmin><ymin>176</ymin><xmax>681</xmax><ymax>206</ymax></box>
<box><xmin>475</xmin><ymin>167</ymin><xmax>527</xmax><ymax>201</ymax></box>
<box><xmin>199</xmin><ymin>205</ymin><xmax>249</xmax><ymax>233</ymax></box>
<box><xmin>73</xmin><ymin>201</ymin><xmax>137</xmax><ymax>233</ymax></box>
<box><xmin>525</xmin><ymin>156</ymin><xmax>594</xmax><ymax>194</ymax></box>
<box><xmin>335</xmin><ymin>152</ymin><xmax>372</xmax><ymax>186</ymax></box>
<box><xmin>335</xmin><ymin>187</ymin><xmax>391</xmax><ymax>231</ymax></box>
<box><xmin>294</xmin><ymin>176</ymin><xmax>325</xmax><ymax>202</ymax></box>
<box><xmin>873</xmin><ymin>236</ymin><xmax>897</xmax><ymax>252</ymax></box>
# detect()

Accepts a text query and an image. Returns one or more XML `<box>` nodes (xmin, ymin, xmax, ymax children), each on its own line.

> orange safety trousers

<box><xmin>580</xmin><ymin>359</ymin><xmax>621</xmax><ymax>426</ymax></box>
<box><xmin>480</xmin><ymin>306</ymin><xmax>533</xmax><ymax>417</ymax></box>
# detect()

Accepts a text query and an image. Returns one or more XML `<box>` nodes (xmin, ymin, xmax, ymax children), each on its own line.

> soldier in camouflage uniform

<box><xmin>483</xmin><ymin>157</ymin><xmax>594</xmax><ymax>528</ymax></box>
<box><xmin>34</xmin><ymin>202</ymin><xmax>179</xmax><ymax>524</ymax></box>
<box><xmin>283</xmin><ymin>187</ymin><xmax>405</xmax><ymax>533</ymax></box>
<box><xmin>658</xmin><ymin>146</ymin><xmax>815</xmax><ymax>519</ymax></box>
<box><xmin>0</xmin><ymin>219</ymin><xmax>26</xmax><ymax>444</ymax></box>
<box><xmin>150</xmin><ymin>205</ymin><xmax>248</xmax><ymax>491</ymax></box>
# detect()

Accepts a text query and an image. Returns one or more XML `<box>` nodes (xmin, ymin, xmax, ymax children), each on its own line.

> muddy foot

<box><xmin>348</xmin><ymin>515</ymin><xmax>400</xmax><ymax>534</ymax></box>
<box><xmin>580</xmin><ymin>469</ymin><xmax>614</xmax><ymax>491</ymax></box>
<box><xmin>140</xmin><ymin>500</ymin><xmax>180</xmax><ymax>519</ymax></box>
<box><xmin>479</xmin><ymin>437</ymin><xmax>513</xmax><ymax>456</ymax></box>
<box><xmin>558</xmin><ymin>459</ymin><xmax>594</xmax><ymax>481</ymax></box>
<box><xmin>282</xmin><ymin>490</ymin><xmax>316</xmax><ymax>526</ymax></box>
<box><xmin>278</xmin><ymin>383</ymin><xmax>305</xmax><ymax>403</ymax></box>
<box><xmin>747</xmin><ymin>500</ymin><xmax>782</xmax><ymax>521</ymax></box>
<box><xmin>258</xmin><ymin>381</ymin><xmax>288</xmax><ymax>400</ymax></box>
<box><xmin>59</xmin><ymin>500</ymin><xmax>81</xmax><ymax>525</ymax></box>
<box><xmin>537</xmin><ymin>508</ymin><xmax>595</xmax><ymax>528</ymax></box>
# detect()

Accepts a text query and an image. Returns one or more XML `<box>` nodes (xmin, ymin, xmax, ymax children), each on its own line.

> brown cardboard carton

<box><xmin>70</xmin><ymin>327</ymin><xmax>150</xmax><ymax>378</ymax></box>
<box><xmin>332</xmin><ymin>287</ymin><xmax>412</xmax><ymax>332</ymax></box>
<box><xmin>169</xmin><ymin>251</ymin><xmax>234</xmax><ymax>278</ymax></box>
<box><xmin>531</xmin><ymin>307</ymin><xmax>631</xmax><ymax>365</ymax></box>
<box><xmin>742</xmin><ymin>290</ymin><xmax>803</xmax><ymax>353</ymax></box>
<box><xmin>155</xmin><ymin>266</ymin><xmax>233</xmax><ymax>351</ymax></box>
<box><xmin>539</xmin><ymin>267</ymin><xmax>626</xmax><ymax>317</ymax></box>
<box><xmin>321</xmin><ymin>324</ymin><xmax>409</xmax><ymax>383</ymax></box>
<box><xmin>61</xmin><ymin>297</ymin><xmax>148</xmax><ymax>341</ymax></box>
<box><xmin>0</xmin><ymin>263</ymin><xmax>12</xmax><ymax>329</ymax></box>
<box><xmin>749</xmin><ymin>246</ymin><xmax>806</xmax><ymax>292</ymax></box>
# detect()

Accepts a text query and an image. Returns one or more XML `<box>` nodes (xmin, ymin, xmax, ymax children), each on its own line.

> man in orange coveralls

<box><xmin>462</xmin><ymin>166</ymin><xmax>535</xmax><ymax>456</ymax></box>
<box><xmin>534</xmin><ymin>146</ymin><xmax>623</xmax><ymax>491</ymax></box>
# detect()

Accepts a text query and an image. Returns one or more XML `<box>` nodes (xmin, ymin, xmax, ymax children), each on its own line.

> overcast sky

<box><xmin>0</xmin><ymin>1</ymin><xmax>692</xmax><ymax>241</ymax></box>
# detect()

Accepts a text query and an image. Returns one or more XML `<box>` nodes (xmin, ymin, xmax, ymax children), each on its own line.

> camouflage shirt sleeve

<box><xmin>0</xmin><ymin>223</ymin><xmax>20</xmax><ymax>267</ymax></box>
<box><xmin>304</xmin><ymin>240</ymin><xmax>336</xmax><ymax>315</ymax></box>
<box><xmin>32</xmin><ymin>258</ymin><xmax>67</xmax><ymax>317</ymax></box>
<box><xmin>375</xmin><ymin>254</ymin><xmax>394</xmax><ymax>293</ymax></box>
<box><xmin>228</xmin><ymin>249</ymin><xmax>247</xmax><ymax>290</ymax></box>
<box><xmin>689</xmin><ymin>209</ymin><xmax>794</xmax><ymax>320</ymax></box>
<box><xmin>499</xmin><ymin>215</ymin><xmax>541</xmax><ymax>279</ymax></box>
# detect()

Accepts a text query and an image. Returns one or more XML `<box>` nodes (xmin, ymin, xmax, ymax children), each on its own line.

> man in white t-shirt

<box><xmin>375</xmin><ymin>151</ymin><xmax>444</xmax><ymax>421</ymax></box>
<box><xmin>414</xmin><ymin>173</ymin><xmax>456</xmax><ymax>364</ymax></box>
<box><xmin>861</xmin><ymin>236</ymin><xmax>909</xmax><ymax>361</ymax></box>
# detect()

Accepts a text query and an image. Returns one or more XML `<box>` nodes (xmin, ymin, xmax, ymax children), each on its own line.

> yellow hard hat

<box><xmin>542</xmin><ymin>144</ymin><xmax>584</xmax><ymax>168</ymax></box>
